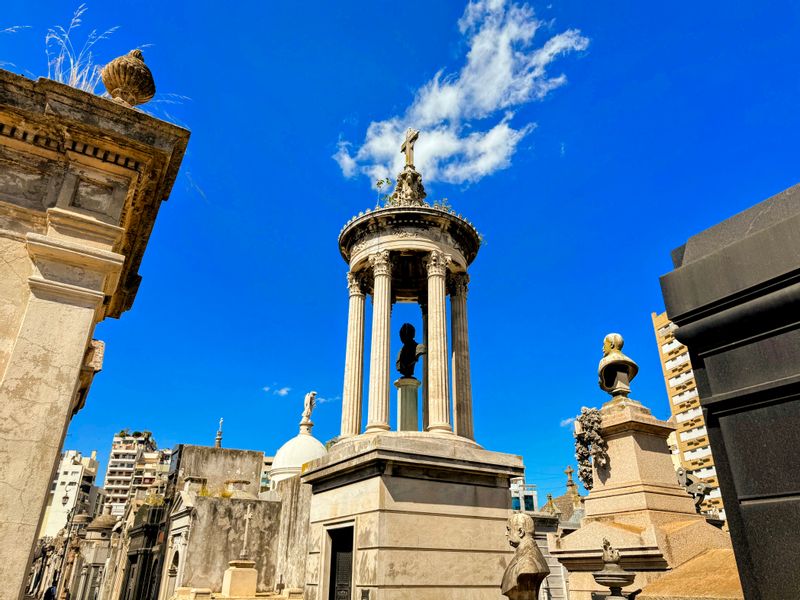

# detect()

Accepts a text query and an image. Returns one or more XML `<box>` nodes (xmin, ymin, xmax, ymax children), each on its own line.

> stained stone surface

<box><xmin>301</xmin><ymin>432</ymin><xmax>523</xmax><ymax>600</ymax></box>
<box><xmin>0</xmin><ymin>68</ymin><xmax>188</xmax><ymax>600</ymax></box>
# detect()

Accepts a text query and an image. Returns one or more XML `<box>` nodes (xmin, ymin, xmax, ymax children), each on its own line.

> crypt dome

<box><xmin>269</xmin><ymin>391</ymin><xmax>327</xmax><ymax>487</ymax></box>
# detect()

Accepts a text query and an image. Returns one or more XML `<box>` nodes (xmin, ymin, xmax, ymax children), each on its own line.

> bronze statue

<box><xmin>501</xmin><ymin>513</ymin><xmax>549</xmax><ymax>600</ymax></box>
<box><xmin>396</xmin><ymin>323</ymin><xmax>425</xmax><ymax>378</ymax></box>
<box><xmin>598</xmin><ymin>333</ymin><xmax>639</xmax><ymax>398</ymax></box>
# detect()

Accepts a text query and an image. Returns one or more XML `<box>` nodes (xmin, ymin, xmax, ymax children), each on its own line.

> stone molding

<box><xmin>425</xmin><ymin>250</ymin><xmax>451</xmax><ymax>277</ymax></box>
<box><xmin>368</xmin><ymin>250</ymin><xmax>391</xmax><ymax>277</ymax></box>
<box><xmin>0</xmin><ymin>69</ymin><xmax>190</xmax><ymax>317</ymax></box>
<box><xmin>345</xmin><ymin>271</ymin><xmax>366</xmax><ymax>297</ymax></box>
<box><xmin>448</xmin><ymin>272</ymin><xmax>469</xmax><ymax>297</ymax></box>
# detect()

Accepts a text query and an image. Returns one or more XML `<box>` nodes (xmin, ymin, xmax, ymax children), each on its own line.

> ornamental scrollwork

<box><xmin>369</xmin><ymin>250</ymin><xmax>392</xmax><ymax>277</ymax></box>
<box><xmin>425</xmin><ymin>250</ymin><xmax>451</xmax><ymax>277</ymax></box>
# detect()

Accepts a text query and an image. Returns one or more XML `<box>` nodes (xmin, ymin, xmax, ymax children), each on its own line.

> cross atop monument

<box><xmin>215</xmin><ymin>417</ymin><xmax>224</xmax><ymax>448</ymax></box>
<box><xmin>401</xmin><ymin>128</ymin><xmax>420</xmax><ymax>168</ymax></box>
<box><xmin>240</xmin><ymin>504</ymin><xmax>254</xmax><ymax>559</ymax></box>
<box><xmin>565</xmin><ymin>465</ymin><xmax>574</xmax><ymax>481</ymax></box>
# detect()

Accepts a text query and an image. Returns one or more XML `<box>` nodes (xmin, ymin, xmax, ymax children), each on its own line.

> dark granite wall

<box><xmin>660</xmin><ymin>183</ymin><xmax>800</xmax><ymax>600</ymax></box>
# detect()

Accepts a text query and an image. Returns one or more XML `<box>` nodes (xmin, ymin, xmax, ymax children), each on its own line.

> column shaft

<box><xmin>340</xmin><ymin>272</ymin><xmax>366</xmax><ymax>437</ymax></box>
<box><xmin>366</xmin><ymin>251</ymin><xmax>392</xmax><ymax>432</ymax></box>
<box><xmin>421</xmin><ymin>303</ymin><xmax>429</xmax><ymax>431</ymax></box>
<box><xmin>450</xmin><ymin>273</ymin><xmax>474</xmax><ymax>439</ymax></box>
<box><xmin>426</xmin><ymin>250</ymin><xmax>452</xmax><ymax>433</ymax></box>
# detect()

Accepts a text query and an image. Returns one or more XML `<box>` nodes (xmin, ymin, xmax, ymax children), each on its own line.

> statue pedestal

<box><xmin>395</xmin><ymin>377</ymin><xmax>420</xmax><ymax>431</ymax></box>
<box><xmin>302</xmin><ymin>432</ymin><xmax>523</xmax><ymax>600</ymax></box>
<box><xmin>220</xmin><ymin>560</ymin><xmax>257</xmax><ymax>598</ymax></box>
<box><xmin>549</xmin><ymin>400</ymin><xmax>733</xmax><ymax>600</ymax></box>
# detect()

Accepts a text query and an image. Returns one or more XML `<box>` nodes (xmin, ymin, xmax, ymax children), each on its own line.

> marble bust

<box><xmin>501</xmin><ymin>513</ymin><xmax>549</xmax><ymax>600</ymax></box>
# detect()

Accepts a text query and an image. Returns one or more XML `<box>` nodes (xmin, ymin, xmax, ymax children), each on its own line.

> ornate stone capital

<box><xmin>448</xmin><ymin>272</ymin><xmax>469</xmax><ymax>297</ymax></box>
<box><xmin>425</xmin><ymin>250</ymin><xmax>451</xmax><ymax>277</ymax></box>
<box><xmin>369</xmin><ymin>250</ymin><xmax>392</xmax><ymax>277</ymax></box>
<box><xmin>346</xmin><ymin>271</ymin><xmax>366</xmax><ymax>296</ymax></box>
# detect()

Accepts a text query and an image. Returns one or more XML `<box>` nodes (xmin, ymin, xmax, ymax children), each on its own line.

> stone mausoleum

<box><xmin>300</xmin><ymin>129</ymin><xmax>525</xmax><ymax>600</ymax></box>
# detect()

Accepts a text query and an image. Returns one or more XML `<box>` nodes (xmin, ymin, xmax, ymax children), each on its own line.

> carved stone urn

<box><xmin>101</xmin><ymin>49</ymin><xmax>156</xmax><ymax>107</ymax></box>
<box><xmin>592</xmin><ymin>539</ymin><xmax>635</xmax><ymax>599</ymax></box>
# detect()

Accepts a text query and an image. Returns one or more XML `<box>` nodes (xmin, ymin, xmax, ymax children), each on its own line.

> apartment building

<box><xmin>651</xmin><ymin>312</ymin><xmax>725</xmax><ymax>519</ymax></box>
<box><xmin>39</xmin><ymin>450</ymin><xmax>102</xmax><ymax>538</ymax></box>
<box><xmin>103</xmin><ymin>430</ymin><xmax>158</xmax><ymax>516</ymax></box>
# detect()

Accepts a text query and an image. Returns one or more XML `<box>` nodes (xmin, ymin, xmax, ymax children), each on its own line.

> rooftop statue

<box><xmin>501</xmin><ymin>513</ymin><xmax>550</xmax><ymax>600</ymax></box>
<box><xmin>598</xmin><ymin>333</ymin><xmax>639</xmax><ymax>399</ymax></box>
<box><xmin>301</xmin><ymin>391</ymin><xmax>317</xmax><ymax>426</ymax></box>
<box><xmin>396</xmin><ymin>323</ymin><xmax>426</xmax><ymax>378</ymax></box>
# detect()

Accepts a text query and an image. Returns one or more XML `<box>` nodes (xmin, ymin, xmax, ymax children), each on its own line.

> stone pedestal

<box><xmin>302</xmin><ymin>432</ymin><xmax>523</xmax><ymax>600</ymax></box>
<box><xmin>549</xmin><ymin>399</ymin><xmax>733</xmax><ymax>600</ymax></box>
<box><xmin>395</xmin><ymin>377</ymin><xmax>420</xmax><ymax>431</ymax></box>
<box><xmin>221</xmin><ymin>560</ymin><xmax>258</xmax><ymax>597</ymax></box>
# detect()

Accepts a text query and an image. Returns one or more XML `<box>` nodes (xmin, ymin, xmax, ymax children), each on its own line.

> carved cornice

<box><xmin>369</xmin><ymin>250</ymin><xmax>392</xmax><ymax>277</ymax></box>
<box><xmin>0</xmin><ymin>69</ymin><xmax>190</xmax><ymax>318</ymax></box>
<box><xmin>426</xmin><ymin>250</ymin><xmax>451</xmax><ymax>277</ymax></box>
<box><xmin>448</xmin><ymin>272</ymin><xmax>469</xmax><ymax>297</ymax></box>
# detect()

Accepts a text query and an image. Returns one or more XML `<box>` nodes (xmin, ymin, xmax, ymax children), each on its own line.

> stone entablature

<box><xmin>339</xmin><ymin>206</ymin><xmax>481</xmax><ymax>270</ymax></box>
<box><xmin>0</xmin><ymin>69</ymin><xmax>189</xmax><ymax>317</ymax></box>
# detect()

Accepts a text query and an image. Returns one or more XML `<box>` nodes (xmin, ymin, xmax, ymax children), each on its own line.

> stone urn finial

<box><xmin>101</xmin><ymin>49</ymin><xmax>156</xmax><ymax>108</ymax></box>
<box><xmin>592</xmin><ymin>539</ymin><xmax>635</xmax><ymax>599</ymax></box>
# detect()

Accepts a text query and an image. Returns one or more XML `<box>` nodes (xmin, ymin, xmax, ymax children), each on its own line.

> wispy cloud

<box><xmin>334</xmin><ymin>0</ymin><xmax>588</xmax><ymax>186</ymax></box>
<box><xmin>559</xmin><ymin>417</ymin><xmax>575</xmax><ymax>428</ymax></box>
<box><xmin>262</xmin><ymin>385</ymin><xmax>292</xmax><ymax>397</ymax></box>
<box><xmin>317</xmin><ymin>395</ymin><xmax>340</xmax><ymax>404</ymax></box>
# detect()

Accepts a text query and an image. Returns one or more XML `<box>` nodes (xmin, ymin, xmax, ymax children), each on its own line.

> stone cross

<box><xmin>215</xmin><ymin>418</ymin><xmax>223</xmax><ymax>448</ymax></box>
<box><xmin>565</xmin><ymin>465</ymin><xmax>574</xmax><ymax>481</ymax></box>
<box><xmin>240</xmin><ymin>504</ymin><xmax>253</xmax><ymax>559</ymax></box>
<box><xmin>401</xmin><ymin>128</ymin><xmax>420</xmax><ymax>168</ymax></box>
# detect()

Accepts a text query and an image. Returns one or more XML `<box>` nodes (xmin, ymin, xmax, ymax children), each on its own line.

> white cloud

<box><xmin>262</xmin><ymin>386</ymin><xmax>271</xmax><ymax>393</ymax></box>
<box><xmin>334</xmin><ymin>0</ymin><xmax>588</xmax><ymax>185</ymax></box>
<box><xmin>559</xmin><ymin>417</ymin><xmax>575</xmax><ymax>428</ymax></box>
<box><xmin>317</xmin><ymin>395</ymin><xmax>340</xmax><ymax>404</ymax></box>
<box><xmin>274</xmin><ymin>387</ymin><xmax>291</xmax><ymax>397</ymax></box>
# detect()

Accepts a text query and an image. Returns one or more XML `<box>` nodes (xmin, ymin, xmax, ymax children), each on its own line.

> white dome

<box><xmin>270</xmin><ymin>431</ymin><xmax>327</xmax><ymax>485</ymax></box>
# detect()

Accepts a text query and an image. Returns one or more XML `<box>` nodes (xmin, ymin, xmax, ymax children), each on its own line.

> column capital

<box><xmin>425</xmin><ymin>250</ymin><xmax>451</xmax><ymax>277</ymax></box>
<box><xmin>447</xmin><ymin>272</ymin><xmax>470</xmax><ymax>297</ymax></box>
<box><xmin>369</xmin><ymin>250</ymin><xmax>392</xmax><ymax>277</ymax></box>
<box><xmin>346</xmin><ymin>271</ymin><xmax>366</xmax><ymax>296</ymax></box>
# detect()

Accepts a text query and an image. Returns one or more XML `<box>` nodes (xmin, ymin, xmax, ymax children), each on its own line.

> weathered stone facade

<box><xmin>0</xmin><ymin>68</ymin><xmax>189</xmax><ymax>599</ymax></box>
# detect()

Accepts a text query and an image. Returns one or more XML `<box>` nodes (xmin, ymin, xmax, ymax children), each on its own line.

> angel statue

<box><xmin>302</xmin><ymin>391</ymin><xmax>317</xmax><ymax>423</ymax></box>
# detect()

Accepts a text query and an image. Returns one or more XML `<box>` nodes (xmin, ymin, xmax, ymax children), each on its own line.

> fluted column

<box><xmin>341</xmin><ymin>271</ymin><xmax>366</xmax><ymax>437</ymax></box>
<box><xmin>366</xmin><ymin>250</ymin><xmax>392</xmax><ymax>433</ymax></box>
<box><xmin>425</xmin><ymin>250</ymin><xmax>452</xmax><ymax>433</ymax></box>
<box><xmin>449</xmin><ymin>273</ymin><xmax>474</xmax><ymax>439</ymax></box>
<box><xmin>421</xmin><ymin>301</ymin><xmax>429</xmax><ymax>431</ymax></box>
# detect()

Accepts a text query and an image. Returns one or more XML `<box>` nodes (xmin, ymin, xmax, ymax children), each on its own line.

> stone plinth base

<box><xmin>221</xmin><ymin>559</ymin><xmax>258</xmax><ymax>597</ymax></box>
<box><xmin>302</xmin><ymin>432</ymin><xmax>524</xmax><ymax>600</ymax></box>
<box><xmin>395</xmin><ymin>377</ymin><xmax>420</xmax><ymax>431</ymax></box>
<box><xmin>550</xmin><ymin>399</ymin><xmax>733</xmax><ymax>600</ymax></box>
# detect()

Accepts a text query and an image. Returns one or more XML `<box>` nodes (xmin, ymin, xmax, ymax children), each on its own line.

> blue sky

<box><xmin>2</xmin><ymin>1</ymin><xmax>798</xmax><ymax>499</ymax></box>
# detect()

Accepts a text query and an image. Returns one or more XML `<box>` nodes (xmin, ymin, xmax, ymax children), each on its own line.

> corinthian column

<box><xmin>425</xmin><ymin>250</ymin><xmax>452</xmax><ymax>433</ymax></box>
<box><xmin>449</xmin><ymin>273</ymin><xmax>474</xmax><ymax>439</ymax></box>
<box><xmin>366</xmin><ymin>251</ymin><xmax>392</xmax><ymax>433</ymax></box>
<box><xmin>341</xmin><ymin>271</ymin><xmax>366</xmax><ymax>437</ymax></box>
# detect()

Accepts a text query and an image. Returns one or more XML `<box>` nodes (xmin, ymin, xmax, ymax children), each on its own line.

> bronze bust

<box><xmin>501</xmin><ymin>513</ymin><xmax>549</xmax><ymax>600</ymax></box>
<box><xmin>396</xmin><ymin>323</ymin><xmax>425</xmax><ymax>378</ymax></box>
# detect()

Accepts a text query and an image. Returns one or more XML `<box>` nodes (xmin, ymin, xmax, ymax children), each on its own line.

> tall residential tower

<box><xmin>651</xmin><ymin>311</ymin><xmax>725</xmax><ymax>519</ymax></box>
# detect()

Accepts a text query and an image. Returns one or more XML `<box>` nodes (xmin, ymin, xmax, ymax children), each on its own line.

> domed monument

<box><xmin>269</xmin><ymin>392</ymin><xmax>327</xmax><ymax>487</ymax></box>
<box><xmin>301</xmin><ymin>130</ymin><xmax>524</xmax><ymax>600</ymax></box>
